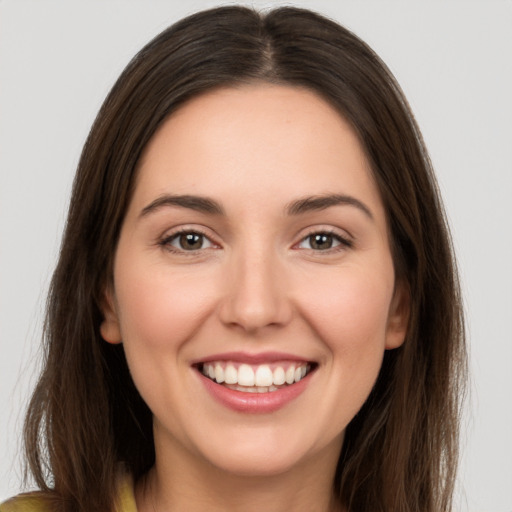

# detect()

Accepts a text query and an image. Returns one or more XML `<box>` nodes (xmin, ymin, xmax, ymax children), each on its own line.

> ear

<box><xmin>385</xmin><ymin>280</ymin><xmax>410</xmax><ymax>350</ymax></box>
<box><xmin>99</xmin><ymin>287</ymin><xmax>122</xmax><ymax>344</ymax></box>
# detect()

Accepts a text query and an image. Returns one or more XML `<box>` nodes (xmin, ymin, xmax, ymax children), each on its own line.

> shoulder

<box><xmin>0</xmin><ymin>493</ymin><xmax>54</xmax><ymax>512</ymax></box>
<box><xmin>115</xmin><ymin>471</ymin><xmax>138</xmax><ymax>512</ymax></box>
<box><xmin>0</xmin><ymin>471</ymin><xmax>137</xmax><ymax>512</ymax></box>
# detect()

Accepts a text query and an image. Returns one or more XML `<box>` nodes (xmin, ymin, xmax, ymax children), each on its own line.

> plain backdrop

<box><xmin>1</xmin><ymin>1</ymin><xmax>511</xmax><ymax>510</ymax></box>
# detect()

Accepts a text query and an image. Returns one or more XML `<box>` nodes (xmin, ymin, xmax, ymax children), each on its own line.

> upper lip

<box><xmin>191</xmin><ymin>351</ymin><xmax>313</xmax><ymax>365</ymax></box>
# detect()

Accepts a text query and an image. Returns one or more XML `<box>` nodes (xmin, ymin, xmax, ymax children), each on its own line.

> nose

<box><xmin>218</xmin><ymin>245</ymin><xmax>293</xmax><ymax>333</ymax></box>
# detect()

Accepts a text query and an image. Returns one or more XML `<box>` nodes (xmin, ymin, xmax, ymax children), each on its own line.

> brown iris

<box><xmin>309</xmin><ymin>233</ymin><xmax>336</xmax><ymax>250</ymax></box>
<box><xmin>178</xmin><ymin>232</ymin><xmax>204</xmax><ymax>250</ymax></box>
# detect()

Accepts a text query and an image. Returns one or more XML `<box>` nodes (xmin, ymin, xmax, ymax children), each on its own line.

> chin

<box><xmin>188</xmin><ymin>423</ymin><xmax>342</xmax><ymax>479</ymax></box>
<box><xmin>204</xmin><ymin>446</ymin><xmax>310</xmax><ymax>478</ymax></box>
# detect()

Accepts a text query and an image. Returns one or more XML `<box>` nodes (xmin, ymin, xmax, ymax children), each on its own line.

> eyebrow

<box><xmin>140</xmin><ymin>194</ymin><xmax>225</xmax><ymax>217</ymax></box>
<box><xmin>286</xmin><ymin>194</ymin><xmax>374</xmax><ymax>219</ymax></box>
<box><xmin>139</xmin><ymin>193</ymin><xmax>373</xmax><ymax>220</ymax></box>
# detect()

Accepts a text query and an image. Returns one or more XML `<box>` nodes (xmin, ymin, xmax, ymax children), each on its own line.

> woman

<box><xmin>0</xmin><ymin>5</ymin><xmax>466</xmax><ymax>512</ymax></box>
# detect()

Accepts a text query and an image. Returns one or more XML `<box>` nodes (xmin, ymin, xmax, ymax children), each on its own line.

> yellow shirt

<box><xmin>0</xmin><ymin>473</ymin><xmax>137</xmax><ymax>512</ymax></box>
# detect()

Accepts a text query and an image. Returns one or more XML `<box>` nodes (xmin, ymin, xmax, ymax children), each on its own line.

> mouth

<box><xmin>192</xmin><ymin>352</ymin><xmax>318</xmax><ymax>412</ymax></box>
<box><xmin>197</xmin><ymin>360</ymin><xmax>315</xmax><ymax>393</ymax></box>
<box><xmin>193</xmin><ymin>353</ymin><xmax>318</xmax><ymax>401</ymax></box>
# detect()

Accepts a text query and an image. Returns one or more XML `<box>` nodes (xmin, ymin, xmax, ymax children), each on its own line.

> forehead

<box><xmin>131</xmin><ymin>84</ymin><xmax>385</xmax><ymax>221</ymax></box>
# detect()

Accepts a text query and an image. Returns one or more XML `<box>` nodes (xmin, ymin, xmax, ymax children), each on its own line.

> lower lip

<box><xmin>197</xmin><ymin>371</ymin><xmax>313</xmax><ymax>414</ymax></box>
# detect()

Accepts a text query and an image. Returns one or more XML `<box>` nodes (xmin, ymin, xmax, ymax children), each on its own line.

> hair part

<box><xmin>23</xmin><ymin>6</ymin><xmax>466</xmax><ymax>512</ymax></box>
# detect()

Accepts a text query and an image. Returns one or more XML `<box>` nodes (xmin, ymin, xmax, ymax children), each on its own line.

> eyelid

<box><xmin>158</xmin><ymin>225</ymin><xmax>221</xmax><ymax>253</ymax></box>
<box><xmin>169</xmin><ymin>232</ymin><xmax>214</xmax><ymax>250</ymax></box>
<box><xmin>156</xmin><ymin>224</ymin><xmax>353</xmax><ymax>254</ymax></box>
<box><xmin>293</xmin><ymin>226</ymin><xmax>354</xmax><ymax>251</ymax></box>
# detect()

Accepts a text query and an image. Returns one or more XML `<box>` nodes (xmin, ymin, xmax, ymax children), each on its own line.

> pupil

<box><xmin>180</xmin><ymin>233</ymin><xmax>202</xmax><ymax>250</ymax></box>
<box><xmin>311</xmin><ymin>234</ymin><xmax>332</xmax><ymax>250</ymax></box>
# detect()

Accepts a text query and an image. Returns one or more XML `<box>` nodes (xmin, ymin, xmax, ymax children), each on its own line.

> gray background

<box><xmin>1</xmin><ymin>1</ymin><xmax>511</xmax><ymax>510</ymax></box>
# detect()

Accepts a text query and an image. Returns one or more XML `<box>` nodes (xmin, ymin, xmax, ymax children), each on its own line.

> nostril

<box><xmin>217</xmin><ymin>269</ymin><xmax>293</xmax><ymax>331</ymax></box>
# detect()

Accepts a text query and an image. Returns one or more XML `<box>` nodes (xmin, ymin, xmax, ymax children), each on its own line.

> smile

<box><xmin>200</xmin><ymin>361</ymin><xmax>312</xmax><ymax>393</ymax></box>
<box><xmin>194</xmin><ymin>354</ymin><xmax>317</xmax><ymax>413</ymax></box>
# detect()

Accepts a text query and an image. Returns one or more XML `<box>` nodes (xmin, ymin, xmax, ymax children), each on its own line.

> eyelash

<box><xmin>296</xmin><ymin>230</ymin><xmax>353</xmax><ymax>252</ymax></box>
<box><xmin>158</xmin><ymin>228</ymin><xmax>353</xmax><ymax>254</ymax></box>
<box><xmin>159</xmin><ymin>228</ymin><xmax>216</xmax><ymax>255</ymax></box>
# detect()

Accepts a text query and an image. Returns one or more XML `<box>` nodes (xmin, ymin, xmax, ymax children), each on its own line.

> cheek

<box><xmin>111</xmin><ymin>258</ymin><xmax>219</xmax><ymax>429</ymax></box>
<box><xmin>268</xmin><ymin>262</ymin><xmax>395</xmax><ymax>448</ymax></box>
<box><xmin>294</xmin><ymin>259</ymin><xmax>395</xmax><ymax>414</ymax></box>
<box><xmin>301</xmin><ymin>265</ymin><xmax>394</xmax><ymax>424</ymax></box>
<box><xmin>299</xmin><ymin>265</ymin><xmax>394</xmax><ymax>349</ymax></box>
<box><xmin>114</xmin><ymin>261</ymin><xmax>217</xmax><ymax>352</ymax></box>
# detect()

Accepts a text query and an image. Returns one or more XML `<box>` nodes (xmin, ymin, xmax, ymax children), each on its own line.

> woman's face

<box><xmin>101</xmin><ymin>84</ymin><xmax>408</xmax><ymax>477</ymax></box>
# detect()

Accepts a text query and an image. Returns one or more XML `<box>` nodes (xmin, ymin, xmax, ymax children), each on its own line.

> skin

<box><xmin>100</xmin><ymin>84</ymin><xmax>409</xmax><ymax>512</ymax></box>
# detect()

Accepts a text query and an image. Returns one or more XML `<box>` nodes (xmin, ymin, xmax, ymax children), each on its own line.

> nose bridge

<box><xmin>219</xmin><ymin>235</ymin><xmax>291</xmax><ymax>331</ymax></box>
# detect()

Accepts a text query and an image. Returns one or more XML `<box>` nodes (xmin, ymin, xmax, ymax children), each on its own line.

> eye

<box><xmin>297</xmin><ymin>232</ymin><xmax>350</xmax><ymax>251</ymax></box>
<box><xmin>164</xmin><ymin>231</ymin><xmax>215</xmax><ymax>251</ymax></box>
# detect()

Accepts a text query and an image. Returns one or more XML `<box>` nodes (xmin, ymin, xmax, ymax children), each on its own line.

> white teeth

<box><xmin>214</xmin><ymin>364</ymin><xmax>224</xmax><ymax>383</ymax></box>
<box><xmin>238</xmin><ymin>364</ymin><xmax>255</xmax><ymax>386</ymax></box>
<box><xmin>201</xmin><ymin>362</ymin><xmax>311</xmax><ymax>388</ymax></box>
<box><xmin>225</xmin><ymin>384</ymin><xmax>280</xmax><ymax>393</ymax></box>
<box><xmin>285</xmin><ymin>366</ymin><xmax>295</xmax><ymax>384</ymax></box>
<box><xmin>255</xmin><ymin>365</ymin><xmax>273</xmax><ymax>387</ymax></box>
<box><xmin>224</xmin><ymin>364</ymin><xmax>237</xmax><ymax>384</ymax></box>
<box><xmin>273</xmin><ymin>366</ymin><xmax>286</xmax><ymax>385</ymax></box>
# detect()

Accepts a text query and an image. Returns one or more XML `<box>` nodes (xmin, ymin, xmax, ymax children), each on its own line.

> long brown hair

<box><xmin>23</xmin><ymin>6</ymin><xmax>466</xmax><ymax>512</ymax></box>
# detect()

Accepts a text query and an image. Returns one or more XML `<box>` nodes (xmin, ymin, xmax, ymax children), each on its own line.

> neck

<box><xmin>136</xmin><ymin>433</ymin><xmax>344</xmax><ymax>512</ymax></box>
